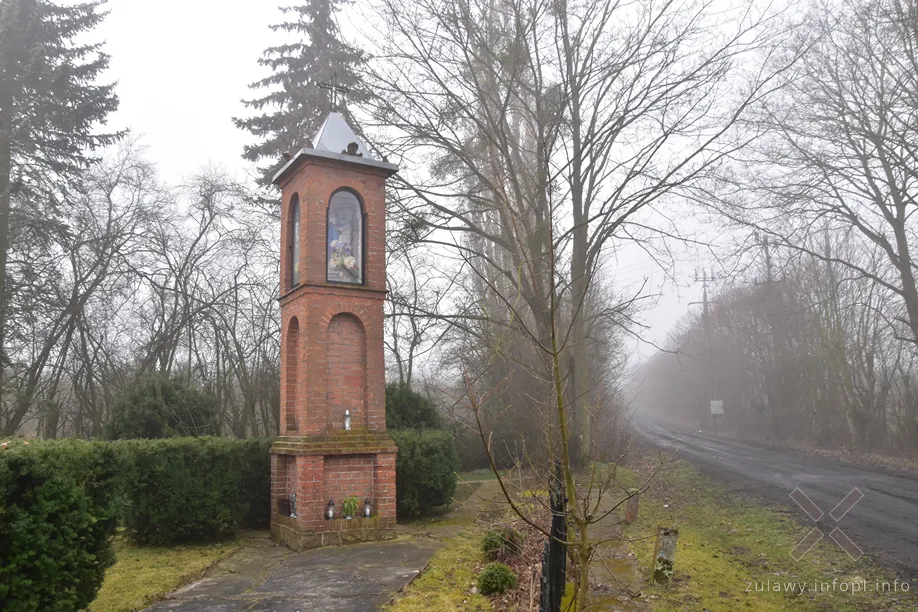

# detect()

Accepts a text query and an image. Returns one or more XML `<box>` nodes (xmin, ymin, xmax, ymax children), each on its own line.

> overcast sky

<box><xmin>96</xmin><ymin>0</ymin><xmax>710</xmax><ymax>359</ymax></box>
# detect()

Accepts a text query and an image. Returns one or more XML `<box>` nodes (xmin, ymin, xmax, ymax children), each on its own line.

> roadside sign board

<box><xmin>710</xmin><ymin>400</ymin><xmax>724</xmax><ymax>415</ymax></box>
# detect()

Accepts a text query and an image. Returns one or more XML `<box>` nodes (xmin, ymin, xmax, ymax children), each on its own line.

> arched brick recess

<box><xmin>285</xmin><ymin>317</ymin><xmax>299</xmax><ymax>431</ymax></box>
<box><xmin>326</xmin><ymin>313</ymin><xmax>367</xmax><ymax>430</ymax></box>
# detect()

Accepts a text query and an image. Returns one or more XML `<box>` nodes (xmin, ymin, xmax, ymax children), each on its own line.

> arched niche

<box><xmin>326</xmin><ymin>189</ymin><xmax>365</xmax><ymax>285</ymax></box>
<box><xmin>285</xmin><ymin>316</ymin><xmax>300</xmax><ymax>431</ymax></box>
<box><xmin>288</xmin><ymin>193</ymin><xmax>301</xmax><ymax>288</ymax></box>
<box><xmin>326</xmin><ymin>312</ymin><xmax>368</xmax><ymax>430</ymax></box>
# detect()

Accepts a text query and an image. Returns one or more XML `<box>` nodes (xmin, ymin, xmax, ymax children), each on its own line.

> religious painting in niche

<box><xmin>326</xmin><ymin>190</ymin><xmax>363</xmax><ymax>284</ymax></box>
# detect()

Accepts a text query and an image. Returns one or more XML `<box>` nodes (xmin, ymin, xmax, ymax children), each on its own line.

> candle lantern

<box><xmin>326</xmin><ymin>499</ymin><xmax>335</xmax><ymax>520</ymax></box>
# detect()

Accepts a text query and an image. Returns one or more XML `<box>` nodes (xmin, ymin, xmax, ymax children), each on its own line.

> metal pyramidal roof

<box><xmin>313</xmin><ymin>112</ymin><xmax>373</xmax><ymax>160</ymax></box>
<box><xmin>271</xmin><ymin>112</ymin><xmax>398</xmax><ymax>184</ymax></box>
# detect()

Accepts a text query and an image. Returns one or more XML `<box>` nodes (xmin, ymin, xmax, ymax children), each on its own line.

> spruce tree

<box><xmin>234</xmin><ymin>0</ymin><xmax>370</xmax><ymax>182</ymax></box>
<box><xmin>0</xmin><ymin>0</ymin><xmax>119</xmax><ymax>419</ymax></box>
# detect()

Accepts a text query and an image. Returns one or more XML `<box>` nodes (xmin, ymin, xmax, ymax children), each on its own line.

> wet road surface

<box><xmin>635</xmin><ymin>416</ymin><xmax>918</xmax><ymax>572</ymax></box>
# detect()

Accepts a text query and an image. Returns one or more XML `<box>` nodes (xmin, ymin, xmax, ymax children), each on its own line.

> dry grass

<box><xmin>89</xmin><ymin>536</ymin><xmax>240</xmax><ymax>612</ymax></box>
<box><xmin>623</xmin><ymin>459</ymin><xmax>918</xmax><ymax>612</ymax></box>
<box><xmin>383</xmin><ymin>529</ymin><xmax>492</xmax><ymax>612</ymax></box>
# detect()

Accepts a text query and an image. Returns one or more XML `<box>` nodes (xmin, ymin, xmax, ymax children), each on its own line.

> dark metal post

<box><xmin>540</xmin><ymin>461</ymin><xmax>567</xmax><ymax>612</ymax></box>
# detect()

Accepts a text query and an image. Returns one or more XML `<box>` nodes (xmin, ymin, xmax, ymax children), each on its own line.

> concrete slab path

<box><xmin>144</xmin><ymin>532</ymin><xmax>439</xmax><ymax>612</ymax></box>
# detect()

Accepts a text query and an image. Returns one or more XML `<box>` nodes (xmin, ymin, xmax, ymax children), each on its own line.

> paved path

<box><xmin>145</xmin><ymin>533</ymin><xmax>439</xmax><ymax>612</ymax></box>
<box><xmin>636</xmin><ymin>416</ymin><xmax>918</xmax><ymax>573</ymax></box>
<box><xmin>144</xmin><ymin>480</ymin><xmax>500</xmax><ymax>612</ymax></box>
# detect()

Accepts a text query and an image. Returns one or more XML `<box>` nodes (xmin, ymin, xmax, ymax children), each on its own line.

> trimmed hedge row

<box><xmin>116</xmin><ymin>437</ymin><xmax>272</xmax><ymax>545</ymax></box>
<box><xmin>0</xmin><ymin>439</ymin><xmax>120</xmax><ymax>612</ymax></box>
<box><xmin>0</xmin><ymin>437</ymin><xmax>272</xmax><ymax>611</ymax></box>
<box><xmin>390</xmin><ymin>429</ymin><xmax>459</xmax><ymax>517</ymax></box>
<box><xmin>0</xmin><ymin>427</ymin><xmax>456</xmax><ymax>609</ymax></box>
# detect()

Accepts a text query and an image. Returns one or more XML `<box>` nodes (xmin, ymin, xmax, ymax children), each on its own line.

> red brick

<box><xmin>271</xmin><ymin>148</ymin><xmax>397</xmax><ymax>547</ymax></box>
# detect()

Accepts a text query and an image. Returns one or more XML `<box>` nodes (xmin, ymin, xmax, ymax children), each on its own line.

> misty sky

<box><xmin>97</xmin><ymin>0</ymin><xmax>709</xmax><ymax>358</ymax></box>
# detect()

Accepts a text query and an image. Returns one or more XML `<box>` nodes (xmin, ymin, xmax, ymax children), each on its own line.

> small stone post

<box><xmin>624</xmin><ymin>488</ymin><xmax>639</xmax><ymax>524</ymax></box>
<box><xmin>652</xmin><ymin>527</ymin><xmax>679</xmax><ymax>583</ymax></box>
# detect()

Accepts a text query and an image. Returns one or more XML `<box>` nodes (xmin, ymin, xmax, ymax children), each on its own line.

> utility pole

<box><xmin>755</xmin><ymin>233</ymin><xmax>783</xmax><ymax>438</ymax></box>
<box><xmin>694</xmin><ymin>269</ymin><xmax>719</xmax><ymax>430</ymax></box>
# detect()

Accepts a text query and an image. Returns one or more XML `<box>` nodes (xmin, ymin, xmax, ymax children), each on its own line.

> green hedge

<box><xmin>0</xmin><ymin>440</ymin><xmax>119</xmax><ymax>612</ymax></box>
<box><xmin>0</xmin><ymin>426</ymin><xmax>464</xmax><ymax>609</ymax></box>
<box><xmin>390</xmin><ymin>429</ymin><xmax>459</xmax><ymax>517</ymax></box>
<box><xmin>116</xmin><ymin>437</ymin><xmax>272</xmax><ymax>545</ymax></box>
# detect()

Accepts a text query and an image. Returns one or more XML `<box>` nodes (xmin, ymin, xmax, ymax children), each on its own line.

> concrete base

<box><xmin>269</xmin><ymin>432</ymin><xmax>398</xmax><ymax>552</ymax></box>
<box><xmin>144</xmin><ymin>531</ymin><xmax>439</xmax><ymax>612</ymax></box>
<box><xmin>271</xmin><ymin>514</ymin><xmax>397</xmax><ymax>551</ymax></box>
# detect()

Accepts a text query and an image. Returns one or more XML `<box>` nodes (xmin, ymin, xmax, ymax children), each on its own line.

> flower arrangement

<box><xmin>342</xmin><ymin>496</ymin><xmax>361</xmax><ymax>519</ymax></box>
<box><xmin>328</xmin><ymin>240</ymin><xmax>359</xmax><ymax>280</ymax></box>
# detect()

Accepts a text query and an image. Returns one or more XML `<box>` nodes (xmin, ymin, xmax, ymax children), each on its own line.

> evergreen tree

<box><xmin>105</xmin><ymin>376</ymin><xmax>220</xmax><ymax>440</ymax></box>
<box><xmin>0</xmin><ymin>0</ymin><xmax>119</xmax><ymax>400</ymax></box>
<box><xmin>234</xmin><ymin>0</ymin><xmax>370</xmax><ymax>182</ymax></box>
<box><xmin>385</xmin><ymin>382</ymin><xmax>442</xmax><ymax>430</ymax></box>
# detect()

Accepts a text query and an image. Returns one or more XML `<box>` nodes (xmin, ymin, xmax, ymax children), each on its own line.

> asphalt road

<box><xmin>635</xmin><ymin>416</ymin><xmax>918</xmax><ymax>573</ymax></box>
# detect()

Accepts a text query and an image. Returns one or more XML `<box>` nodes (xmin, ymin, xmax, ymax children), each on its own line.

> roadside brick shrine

<box><xmin>269</xmin><ymin>112</ymin><xmax>399</xmax><ymax>550</ymax></box>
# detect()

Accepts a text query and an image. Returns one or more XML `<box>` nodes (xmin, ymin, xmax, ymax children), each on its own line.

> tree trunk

<box><xmin>0</xmin><ymin>81</ymin><xmax>12</xmax><ymax>432</ymax></box>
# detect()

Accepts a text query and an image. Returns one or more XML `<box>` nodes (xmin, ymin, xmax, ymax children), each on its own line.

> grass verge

<box><xmin>459</xmin><ymin>468</ymin><xmax>503</xmax><ymax>481</ymax></box>
<box><xmin>89</xmin><ymin>536</ymin><xmax>241</xmax><ymax>612</ymax></box>
<box><xmin>387</xmin><ymin>474</ymin><xmax>502</xmax><ymax>611</ymax></box>
<box><xmin>384</xmin><ymin>528</ymin><xmax>492</xmax><ymax>611</ymax></box>
<box><xmin>624</xmin><ymin>459</ymin><xmax>918</xmax><ymax>611</ymax></box>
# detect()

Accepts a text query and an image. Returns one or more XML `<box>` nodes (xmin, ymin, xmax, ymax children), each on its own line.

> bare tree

<box><xmin>639</xmin><ymin>232</ymin><xmax>910</xmax><ymax>451</ymax></box>
<box><xmin>719</xmin><ymin>0</ymin><xmax>918</xmax><ymax>344</ymax></box>
<box><xmin>1</xmin><ymin>141</ymin><xmax>157</xmax><ymax>436</ymax></box>
<box><xmin>362</xmin><ymin>0</ymin><xmax>792</xmax><ymax>605</ymax></box>
<box><xmin>369</xmin><ymin>0</ymin><xmax>792</xmax><ymax>462</ymax></box>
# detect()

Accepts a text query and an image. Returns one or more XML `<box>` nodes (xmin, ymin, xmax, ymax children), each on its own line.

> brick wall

<box><xmin>272</xmin><ymin>146</ymin><xmax>397</xmax><ymax>546</ymax></box>
<box><xmin>373</xmin><ymin>452</ymin><xmax>397</xmax><ymax>522</ymax></box>
<box><xmin>284</xmin><ymin>317</ymin><xmax>299</xmax><ymax>431</ymax></box>
<box><xmin>323</xmin><ymin>455</ymin><xmax>374</xmax><ymax>513</ymax></box>
<box><xmin>326</xmin><ymin>313</ymin><xmax>367</xmax><ymax>430</ymax></box>
<box><xmin>272</xmin><ymin>454</ymin><xmax>297</xmax><ymax>511</ymax></box>
<box><xmin>278</xmin><ymin>158</ymin><xmax>388</xmax><ymax>294</ymax></box>
<box><xmin>276</xmin><ymin>156</ymin><xmax>388</xmax><ymax>438</ymax></box>
<box><xmin>295</xmin><ymin>455</ymin><xmax>324</xmax><ymax>528</ymax></box>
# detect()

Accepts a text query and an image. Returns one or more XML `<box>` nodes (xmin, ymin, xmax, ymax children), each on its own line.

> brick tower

<box><xmin>269</xmin><ymin>112</ymin><xmax>398</xmax><ymax>550</ymax></box>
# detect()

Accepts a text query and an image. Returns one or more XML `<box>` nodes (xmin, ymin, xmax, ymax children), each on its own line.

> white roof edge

<box><xmin>271</xmin><ymin>147</ymin><xmax>399</xmax><ymax>184</ymax></box>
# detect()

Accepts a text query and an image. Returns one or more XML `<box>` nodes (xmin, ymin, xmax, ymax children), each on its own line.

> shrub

<box><xmin>477</xmin><ymin>562</ymin><xmax>517</xmax><ymax>595</ymax></box>
<box><xmin>237</xmin><ymin>438</ymin><xmax>273</xmax><ymax>529</ymax></box>
<box><xmin>482</xmin><ymin>527</ymin><xmax>523</xmax><ymax>560</ymax></box>
<box><xmin>390</xmin><ymin>429</ymin><xmax>459</xmax><ymax>517</ymax></box>
<box><xmin>385</xmin><ymin>382</ymin><xmax>441</xmax><ymax>430</ymax></box>
<box><xmin>106</xmin><ymin>375</ymin><xmax>219</xmax><ymax>440</ymax></box>
<box><xmin>117</xmin><ymin>437</ymin><xmax>272</xmax><ymax>544</ymax></box>
<box><xmin>0</xmin><ymin>439</ymin><xmax>119</xmax><ymax>612</ymax></box>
